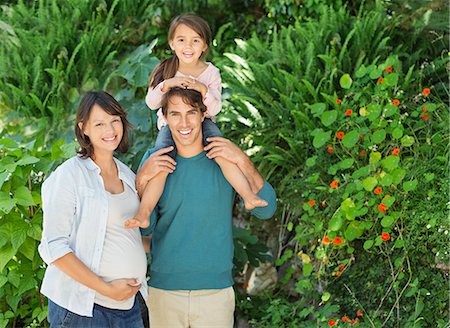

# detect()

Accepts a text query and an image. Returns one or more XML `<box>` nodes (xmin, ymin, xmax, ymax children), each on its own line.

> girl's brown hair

<box><xmin>149</xmin><ymin>14</ymin><xmax>212</xmax><ymax>88</ymax></box>
<box><xmin>75</xmin><ymin>91</ymin><xmax>132</xmax><ymax>158</ymax></box>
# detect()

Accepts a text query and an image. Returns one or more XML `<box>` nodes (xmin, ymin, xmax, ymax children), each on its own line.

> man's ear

<box><xmin>201</xmin><ymin>112</ymin><xmax>205</xmax><ymax>122</ymax></box>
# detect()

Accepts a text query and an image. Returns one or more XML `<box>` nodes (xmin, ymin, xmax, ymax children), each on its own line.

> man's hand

<box><xmin>203</xmin><ymin>137</ymin><xmax>246</xmax><ymax>166</ymax></box>
<box><xmin>136</xmin><ymin>147</ymin><xmax>176</xmax><ymax>196</ymax></box>
<box><xmin>204</xmin><ymin>137</ymin><xmax>264</xmax><ymax>193</ymax></box>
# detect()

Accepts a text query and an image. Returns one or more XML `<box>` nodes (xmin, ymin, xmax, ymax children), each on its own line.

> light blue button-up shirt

<box><xmin>38</xmin><ymin>156</ymin><xmax>147</xmax><ymax>316</ymax></box>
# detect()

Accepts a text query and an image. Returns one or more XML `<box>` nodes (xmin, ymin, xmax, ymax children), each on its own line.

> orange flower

<box><xmin>378</xmin><ymin>203</ymin><xmax>388</xmax><ymax>212</ymax></box>
<box><xmin>335</xmin><ymin>270</ymin><xmax>342</xmax><ymax>277</ymax></box>
<box><xmin>423</xmin><ymin>106</ymin><xmax>427</xmax><ymax>112</ymax></box>
<box><xmin>308</xmin><ymin>199</ymin><xmax>316</xmax><ymax>206</ymax></box>
<box><xmin>359</xmin><ymin>150</ymin><xmax>367</xmax><ymax>157</ymax></box>
<box><xmin>326</xmin><ymin>145</ymin><xmax>334</xmax><ymax>153</ymax></box>
<box><xmin>336</xmin><ymin>131</ymin><xmax>345</xmax><ymax>139</ymax></box>
<box><xmin>336</xmin><ymin>98</ymin><xmax>341</xmax><ymax>104</ymax></box>
<box><xmin>392</xmin><ymin>99</ymin><xmax>400</xmax><ymax>106</ymax></box>
<box><xmin>338</xmin><ymin>264</ymin><xmax>345</xmax><ymax>271</ymax></box>
<box><xmin>323</xmin><ymin>236</ymin><xmax>331</xmax><ymax>245</ymax></box>
<box><xmin>345</xmin><ymin>109</ymin><xmax>353</xmax><ymax>116</ymax></box>
<box><xmin>351</xmin><ymin>318</ymin><xmax>359</xmax><ymax>324</ymax></box>
<box><xmin>392</xmin><ymin>148</ymin><xmax>399</xmax><ymax>156</ymax></box>
<box><xmin>374</xmin><ymin>187</ymin><xmax>382</xmax><ymax>195</ymax></box>
<box><xmin>356</xmin><ymin>310</ymin><xmax>363</xmax><ymax>317</ymax></box>
<box><xmin>381</xmin><ymin>232</ymin><xmax>390</xmax><ymax>241</ymax></box>
<box><xmin>422</xmin><ymin>88</ymin><xmax>430</xmax><ymax>95</ymax></box>
<box><xmin>342</xmin><ymin>316</ymin><xmax>351</xmax><ymax>322</ymax></box>
<box><xmin>328</xmin><ymin>319</ymin><xmax>336</xmax><ymax>327</ymax></box>
<box><xmin>422</xmin><ymin>113</ymin><xmax>429</xmax><ymax>121</ymax></box>
<box><xmin>333</xmin><ymin>237</ymin><xmax>343</xmax><ymax>245</ymax></box>
<box><xmin>385</xmin><ymin>66</ymin><xmax>392</xmax><ymax>73</ymax></box>
<box><xmin>377</xmin><ymin>77</ymin><xmax>383</xmax><ymax>84</ymax></box>
<box><xmin>330</xmin><ymin>180</ymin><xmax>339</xmax><ymax>189</ymax></box>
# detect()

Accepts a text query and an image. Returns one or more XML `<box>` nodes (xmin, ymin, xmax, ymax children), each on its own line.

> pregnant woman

<box><xmin>38</xmin><ymin>91</ymin><xmax>147</xmax><ymax>327</ymax></box>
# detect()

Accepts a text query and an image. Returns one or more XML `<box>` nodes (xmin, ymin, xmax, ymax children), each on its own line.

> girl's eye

<box><xmin>96</xmin><ymin>123</ymin><xmax>104</xmax><ymax>127</ymax></box>
<box><xmin>112</xmin><ymin>119</ymin><xmax>121</xmax><ymax>123</ymax></box>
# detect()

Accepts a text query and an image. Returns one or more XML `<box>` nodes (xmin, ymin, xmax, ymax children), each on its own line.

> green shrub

<box><xmin>219</xmin><ymin>3</ymin><xmax>449</xmax><ymax>326</ymax></box>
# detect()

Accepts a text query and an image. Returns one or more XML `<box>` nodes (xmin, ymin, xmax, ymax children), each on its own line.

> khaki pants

<box><xmin>147</xmin><ymin>286</ymin><xmax>235</xmax><ymax>328</ymax></box>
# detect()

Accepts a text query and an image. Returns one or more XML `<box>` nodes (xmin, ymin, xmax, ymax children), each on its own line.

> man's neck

<box><xmin>176</xmin><ymin>143</ymin><xmax>204</xmax><ymax>158</ymax></box>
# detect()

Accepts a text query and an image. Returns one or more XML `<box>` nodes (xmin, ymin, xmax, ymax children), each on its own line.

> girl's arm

<box><xmin>201</xmin><ymin>66</ymin><xmax>222</xmax><ymax>117</ymax></box>
<box><xmin>145</xmin><ymin>81</ymin><xmax>165</xmax><ymax>110</ymax></box>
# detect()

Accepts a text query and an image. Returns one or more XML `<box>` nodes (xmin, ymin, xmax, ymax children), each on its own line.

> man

<box><xmin>138</xmin><ymin>87</ymin><xmax>276</xmax><ymax>327</ymax></box>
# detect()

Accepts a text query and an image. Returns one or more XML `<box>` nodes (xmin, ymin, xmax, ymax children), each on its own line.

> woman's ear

<box><xmin>78</xmin><ymin>122</ymin><xmax>86</xmax><ymax>136</ymax></box>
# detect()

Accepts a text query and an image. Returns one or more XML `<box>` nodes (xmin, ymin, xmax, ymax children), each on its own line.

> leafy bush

<box><xmin>219</xmin><ymin>3</ymin><xmax>449</xmax><ymax>326</ymax></box>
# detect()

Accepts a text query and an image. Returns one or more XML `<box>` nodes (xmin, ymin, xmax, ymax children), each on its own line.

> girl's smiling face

<box><xmin>170</xmin><ymin>24</ymin><xmax>207</xmax><ymax>66</ymax></box>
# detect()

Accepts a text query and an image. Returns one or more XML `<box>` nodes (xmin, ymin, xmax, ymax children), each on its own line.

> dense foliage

<box><xmin>0</xmin><ymin>0</ymin><xmax>448</xmax><ymax>327</ymax></box>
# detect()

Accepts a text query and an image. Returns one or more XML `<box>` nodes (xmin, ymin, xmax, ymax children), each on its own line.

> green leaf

<box><xmin>321</xmin><ymin>292</ymin><xmax>331</xmax><ymax>302</ymax></box>
<box><xmin>394</xmin><ymin>239</ymin><xmax>405</xmax><ymax>248</ymax></box>
<box><xmin>340</xmin><ymin>74</ymin><xmax>352</xmax><ymax>89</ymax></box>
<box><xmin>0</xmin><ymin>172</ymin><xmax>8</xmax><ymax>190</ymax></box>
<box><xmin>355</xmin><ymin>65</ymin><xmax>367</xmax><ymax>78</ymax></box>
<box><xmin>341</xmin><ymin>198</ymin><xmax>357</xmax><ymax>220</ymax></box>
<box><xmin>369</xmin><ymin>152</ymin><xmax>382</xmax><ymax>164</ymax></box>
<box><xmin>352</xmin><ymin>166</ymin><xmax>370</xmax><ymax>179</ymax></box>
<box><xmin>403</xmin><ymin>180</ymin><xmax>418</xmax><ymax>192</ymax></box>
<box><xmin>19</xmin><ymin>238</ymin><xmax>36</xmax><ymax>261</ymax></box>
<box><xmin>342</xmin><ymin>130</ymin><xmax>359</xmax><ymax>148</ymax></box>
<box><xmin>303</xmin><ymin>263</ymin><xmax>313</xmax><ymax>277</ymax></box>
<box><xmin>339</xmin><ymin>158</ymin><xmax>354</xmax><ymax>170</ymax></box>
<box><xmin>320</xmin><ymin>110</ymin><xmax>338</xmax><ymax>127</ymax></box>
<box><xmin>401</xmin><ymin>135</ymin><xmax>415</xmax><ymax>147</ymax></box>
<box><xmin>306</xmin><ymin>156</ymin><xmax>317</xmax><ymax>167</ymax></box>
<box><xmin>369</xmin><ymin>68</ymin><xmax>382</xmax><ymax>79</ymax></box>
<box><xmin>392</xmin><ymin>127</ymin><xmax>403</xmax><ymax>139</ymax></box>
<box><xmin>384</xmin><ymin>104</ymin><xmax>398</xmax><ymax>117</ymax></box>
<box><xmin>363</xmin><ymin>240</ymin><xmax>374</xmax><ymax>250</ymax></box>
<box><xmin>362</xmin><ymin>177</ymin><xmax>377</xmax><ymax>191</ymax></box>
<box><xmin>371</xmin><ymin>130</ymin><xmax>386</xmax><ymax>144</ymax></box>
<box><xmin>16</xmin><ymin>155</ymin><xmax>39</xmax><ymax>166</ymax></box>
<box><xmin>309</xmin><ymin>103</ymin><xmax>327</xmax><ymax>116</ymax></box>
<box><xmin>345</xmin><ymin>221</ymin><xmax>364</xmax><ymax>241</ymax></box>
<box><xmin>424</xmin><ymin>173</ymin><xmax>435</xmax><ymax>182</ymax></box>
<box><xmin>0</xmin><ymin>276</ymin><xmax>7</xmax><ymax>289</ymax></box>
<box><xmin>313</xmin><ymin>130</ymin><xmax>331</xmax><ymax>148</ymax></box>
<box><xmin>381</xmin><ymin>156</ymin><xmax>400</xmax><ymax>171</ymax></box>
<box><xmin>0</xmin><ymin>192</ymin><xmax>15</xmax><ymax>214</ymax></box>
<box><xmin>381</xmin><ymin>216</ymin><xmax>395</xmax><ymax>227</ymax></box>
<box><xmin>329</xmin><ymin>214</ymin><xmax>345</xmax><ymax>231</ymax></box>
<box><xmin>384</xmin><ymin>73</ymin><xmax>399</xmax><ymax>86</ymax></box>
<box><xmin>382</xmin><ymin>195</ymin><xmax>395</xmax><ymax>207</ymax></box>
<box><xmin>391</xmin><ymin>168</ymin><xmax>406</xmax><ymax>184</ymax></box>
<box><xmin>380</xmin><ymin>173</ymin><xmax>393</xmax><ymax>186</ymax></box>
<box><xmin>0</xmin><ymin>246</ymin><xmax>15</xmax><ymax>272</ymax></box>
<box><xmin>367</xmin><ymin>104</ymin><xmax>382</xmax><ymax>121</ymax></box>
<box><xmin>17</xmin><ymin>276</ymin><xmax>37</xmax><ymax>295</ymax></box>
<box><xmin>11</xmin><ymin>226</ymin><xmax>27</xmax><ymax>250</ymax></box>
<box><xmin>14</xmin><ymin>186</ymin><xmax>35</xmax><ymax>206</ymax></box>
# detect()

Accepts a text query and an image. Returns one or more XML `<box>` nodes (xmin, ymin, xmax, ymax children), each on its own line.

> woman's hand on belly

<box><xmin>102</xmin><ymin>278</ymin><xmax>141</xmax><ymax>301</ymax></box>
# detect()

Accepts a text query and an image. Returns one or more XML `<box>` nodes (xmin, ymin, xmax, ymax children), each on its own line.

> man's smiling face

<box><xmin>165</xmin><ymin>94</ymin><xmax>205</xmax><ymax>157</ymax></box>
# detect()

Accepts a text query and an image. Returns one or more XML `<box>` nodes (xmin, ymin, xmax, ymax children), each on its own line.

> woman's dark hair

<box><xmin>149</xmin><ymin>14</ymin><xmax>212</xmax><ymax>88</ymax></box>
<box><xmin>160</xmin><ymin>87</ymin><xmax>207</xmax><ymax>117</ymax></box>
<box><xmin>75</xmin><ymin>91</ymin><xmax>131</xmax><ymax>158</ymax></box>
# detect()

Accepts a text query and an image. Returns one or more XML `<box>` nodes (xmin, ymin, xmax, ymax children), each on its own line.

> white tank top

<box><xmin>94</xmin><ymin>183</ymin><xmax>147</xmax><ymax>309</ymax></box>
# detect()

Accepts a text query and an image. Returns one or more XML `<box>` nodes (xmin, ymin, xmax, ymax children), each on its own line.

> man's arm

<box><xmin>204</xmin><ymin>137</ymin><xmax>264</xmax><ymax>193</ymax></box>
<box><xmin>136</xmin><ymin>146</ymin><xmax>176</xmax><ymax>197</ymax></box>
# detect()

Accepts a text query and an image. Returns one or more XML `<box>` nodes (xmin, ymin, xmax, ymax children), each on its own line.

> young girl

<box><xmin>125</xmin><ymin>14</ymin><xmax>267</xmax><ymax>229</ymax></box>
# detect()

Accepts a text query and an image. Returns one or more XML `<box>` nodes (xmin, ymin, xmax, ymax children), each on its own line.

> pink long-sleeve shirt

<box><xmin>145</xmin><ymin>62</ymin><xmax>222</xmax><ymax>130</ymax></box>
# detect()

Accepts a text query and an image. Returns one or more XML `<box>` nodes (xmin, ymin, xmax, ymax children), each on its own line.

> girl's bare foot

<box><xmin>244</xmin><ymin>195</ymin><xmax>268</xmax><ymax>210</ymax></box>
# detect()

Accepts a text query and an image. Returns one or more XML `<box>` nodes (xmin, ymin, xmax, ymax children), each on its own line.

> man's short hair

<box><xmin>161</xmin><ymin>87</ymin><xmax>207</xmax><ymax>117</ymax></box>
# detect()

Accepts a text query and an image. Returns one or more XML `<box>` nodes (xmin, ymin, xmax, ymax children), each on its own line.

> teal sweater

<box><xmin>140</xmin><ymin>150</ymin><xmax>277</xmax><ymax>290</ymax></box>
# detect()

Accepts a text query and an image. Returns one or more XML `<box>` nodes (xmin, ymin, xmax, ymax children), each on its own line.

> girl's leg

<box><xmin>203</xmin><ymin>119</ymin><xmax>267</xmax><ymax>210</ymax></box>
<box><xmin>215</xmin><ymin>157</ymin><xmax>267</xmax><ymax>210</ymax></box>
<box><xmin>124</xmin><ymin>172</ymin><xmax>168</xmax><ymax>229</ymax></box>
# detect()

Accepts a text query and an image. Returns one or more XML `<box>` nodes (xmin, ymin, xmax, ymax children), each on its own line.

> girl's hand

<box><xmin>188</xmin><ymin>80</ymin><xmax>207</xmax><ymax>97</ymax></box>
<box><xmin>162</xmin><ymin>77</ymin><xmax>196</xmax><ymax>91</ymax></box>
